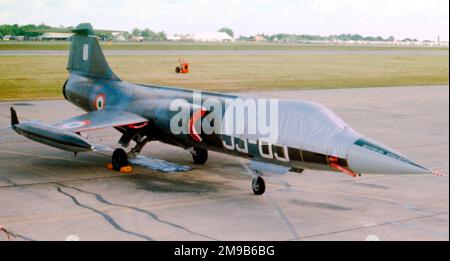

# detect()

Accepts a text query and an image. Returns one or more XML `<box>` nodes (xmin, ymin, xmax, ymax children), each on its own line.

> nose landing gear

<box><xmin>252</xmin><ymin>175</ymin><xmax>266</xmax><ymax>195</ymax></box>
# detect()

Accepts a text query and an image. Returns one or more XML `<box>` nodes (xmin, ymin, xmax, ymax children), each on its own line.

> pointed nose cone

<box><xmin>347</xmin><ymin>138</ymin><xmax>431</xmax><ymax>175</ymax></box>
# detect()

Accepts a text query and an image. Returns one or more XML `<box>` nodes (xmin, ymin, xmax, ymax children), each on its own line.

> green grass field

<box><xmin>0</xmin><ymin>54</ymin><xmax>448</xmax><ymax>100</ymax></box>
<box><xmin>0</xmin><ymin>41</ymin><xmax>448</xmax><ymax>51</ymax></box>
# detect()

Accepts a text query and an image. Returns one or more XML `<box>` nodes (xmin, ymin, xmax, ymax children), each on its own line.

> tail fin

<box><xmin>67</xmin><ymin>23</ymin><xmax>120</xmax><ymax>80</ymax></box>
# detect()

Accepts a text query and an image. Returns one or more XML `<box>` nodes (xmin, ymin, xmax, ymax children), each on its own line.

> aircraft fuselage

<box><xmin>63</xmin><ymin>73</ymin><xmax>343</xmax><ymax>173</ymax></box>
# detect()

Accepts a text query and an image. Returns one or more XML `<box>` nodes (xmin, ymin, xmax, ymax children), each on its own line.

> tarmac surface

<box><xmin>0</xmin><ymin>85</ymin><xmax>448</xmax><ymax>241</ymax></box>
<box><xmin>0</xmin><ymin>49</ymin><xmax>448</xmax><ymax>56</ymax></box>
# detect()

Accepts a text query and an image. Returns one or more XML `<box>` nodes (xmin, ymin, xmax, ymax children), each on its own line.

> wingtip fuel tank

<box><xmin>11</xmin><ymin>108</ymin><xmax>93</xmax><ymax>153</ymax></box>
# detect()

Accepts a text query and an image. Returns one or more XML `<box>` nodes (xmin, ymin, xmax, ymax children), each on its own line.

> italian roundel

<box><xmin>94</xmin><ymin>94</ymin><xmax>106</xmax><ymax>110</ymax></box>
<box><xmin>60</xmin><ymin>120</ymin><xmax>92</xmax><ymax>130</ymax></box>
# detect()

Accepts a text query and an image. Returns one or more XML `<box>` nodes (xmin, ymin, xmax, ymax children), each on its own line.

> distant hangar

<box><xmin>168</xmin><ymin>32</ymin><xmax>235</xmax><ymax>42</ymax></box>
<box><xmin>39</xmin><ymin>32</ymin><xmax>73</xmax><ymax>41</ymax></box>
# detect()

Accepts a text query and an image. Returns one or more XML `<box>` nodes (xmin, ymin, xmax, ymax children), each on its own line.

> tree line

<box><xmin>0</xmin><ymin>23</ymin><xmax>168</xmax><ymax>41</ymax></box>
<box><xmin>131</xmin><ymin>28</ymin><xmax>167</xmax><ymax>41</ymax></box>
<box><xmin>240</xmin><ymin>33</ymin><xmax>417</xmax><ymax>42</ymax></box>
<box><xmin>1</xmin><ymin>24</ymin><xmax>418</xmax><ymax>42</ymax></box>
<box><xmin>0</xmin><ymin>24</ymin><xmax>53</xmax><ymax>38</ymax></box>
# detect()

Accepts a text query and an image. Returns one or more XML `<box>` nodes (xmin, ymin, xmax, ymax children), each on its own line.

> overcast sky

<box><xmin>0</xmin><ymin>0</ymin><xmax>448</xmax><ymax>41</ymax></box>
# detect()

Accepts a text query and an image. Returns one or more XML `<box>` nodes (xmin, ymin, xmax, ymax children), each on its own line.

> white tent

<box><xmin>190</xmin><ymin>32</ymin><xmax>235</xmax><ymax>42</ymax></box>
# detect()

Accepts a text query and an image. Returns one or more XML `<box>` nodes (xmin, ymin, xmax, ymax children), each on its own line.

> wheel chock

<box><xmin>106</xmin><ymin>163</ymin><xmax>113</xmax><ymax>170</ymax></box>
<box><xmin>120</xmin><ymin>166</ymin><xmax>133</xmax><ymax>174</ymax></box>
<box><xmin>106</xmin><ymin>163</ymin><xmax>132</xmax><ymax>173</ymax></box>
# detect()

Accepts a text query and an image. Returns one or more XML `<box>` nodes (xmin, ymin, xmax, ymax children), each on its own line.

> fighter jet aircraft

<box><xmin>9</xmin><ymin>23</ymin><xmax>434</xmax><ymax>195</ymax></box>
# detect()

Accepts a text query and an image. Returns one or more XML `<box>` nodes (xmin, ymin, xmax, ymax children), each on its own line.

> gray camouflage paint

<box><xmin>12</xmin><ymin>23</ymin><xmax>431</xmax><ymax>175</ymax></box>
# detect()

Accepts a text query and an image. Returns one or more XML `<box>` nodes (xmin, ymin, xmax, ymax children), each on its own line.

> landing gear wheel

<box><xmin>192</xmin><ymin>147</ymin><xmax>208</xmax><ymax>165</ymax></box>
<box><xmin>252</xmin><ymin>176</ymin><xmax>266</xmax><ymax>195</ymax></box>
<box><xmin>112</xmin><ymin>148</ymin><xmax>128</xmax><ymax>171</ymax></box>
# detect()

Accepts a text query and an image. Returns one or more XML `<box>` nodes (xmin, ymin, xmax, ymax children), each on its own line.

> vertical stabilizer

<box><xmin>67</xmin><ymin>23</ymin><xmax>120</xmax><ymax>80</ymax></box>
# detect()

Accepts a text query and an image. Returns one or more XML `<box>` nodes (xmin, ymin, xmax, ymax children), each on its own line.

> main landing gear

<box><xmin>107</xmin><ymin>148</ymin><xmax>133</xmax><ymax>173</ymax></box>
<box><xmin>112</xmin><ymin>148</ymin><xmax>128</xmax><ymax>170</ymax></box>
<box><xmin>252</xmin><ymin>173</ymin><xmax>266</xmax><ymax>195</ymax></box>
<box><xmin>107</xmin><ymin>136</ymin><xmax>150</xmax><ymax>174</ymax></box>
<box><xmin>127</xmin><ymin>136</ymin><xmax>151</xmax><ymax>159</ymax></box>
<box><xmin>191</xmin><ymin>147</ymin><xmax>208</xmax><ymax>165</ymax></box>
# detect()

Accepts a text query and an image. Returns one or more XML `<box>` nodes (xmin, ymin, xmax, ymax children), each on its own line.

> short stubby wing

<box><xmin>54</xmin><ymin>110</ymin><xmax>148</xmax><ymax>133</ymax></box>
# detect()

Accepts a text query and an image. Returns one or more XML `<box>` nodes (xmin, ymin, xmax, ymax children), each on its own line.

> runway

<box><xmin>0</xmin><ymin>49</ymin><xmax>448</xmax><ymax>56</ymax></box>
<box><xmin>0</xmin><ymin>85</ymin><xmax>448</xmax><ymax>241</ymax></box>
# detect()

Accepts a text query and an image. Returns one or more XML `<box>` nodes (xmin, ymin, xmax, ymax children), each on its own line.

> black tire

<box><xmin>175</xmin><ymin>67</ymin><xmax>181</xmax><ymax>73</ymax></box>
<box><xmin>252</xmin><ymin>176</ymin><xmax>266</xmax><ymax>195</ymax></box>
<box><xmin>192</xmin><ymin>147</ymin><xmax>208</xmax><ymax>165</ymax></box>
<box><xmin>112</xmin><ymin>148</ymin><xmax>128</xmax><ymax>171</ymax></box>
